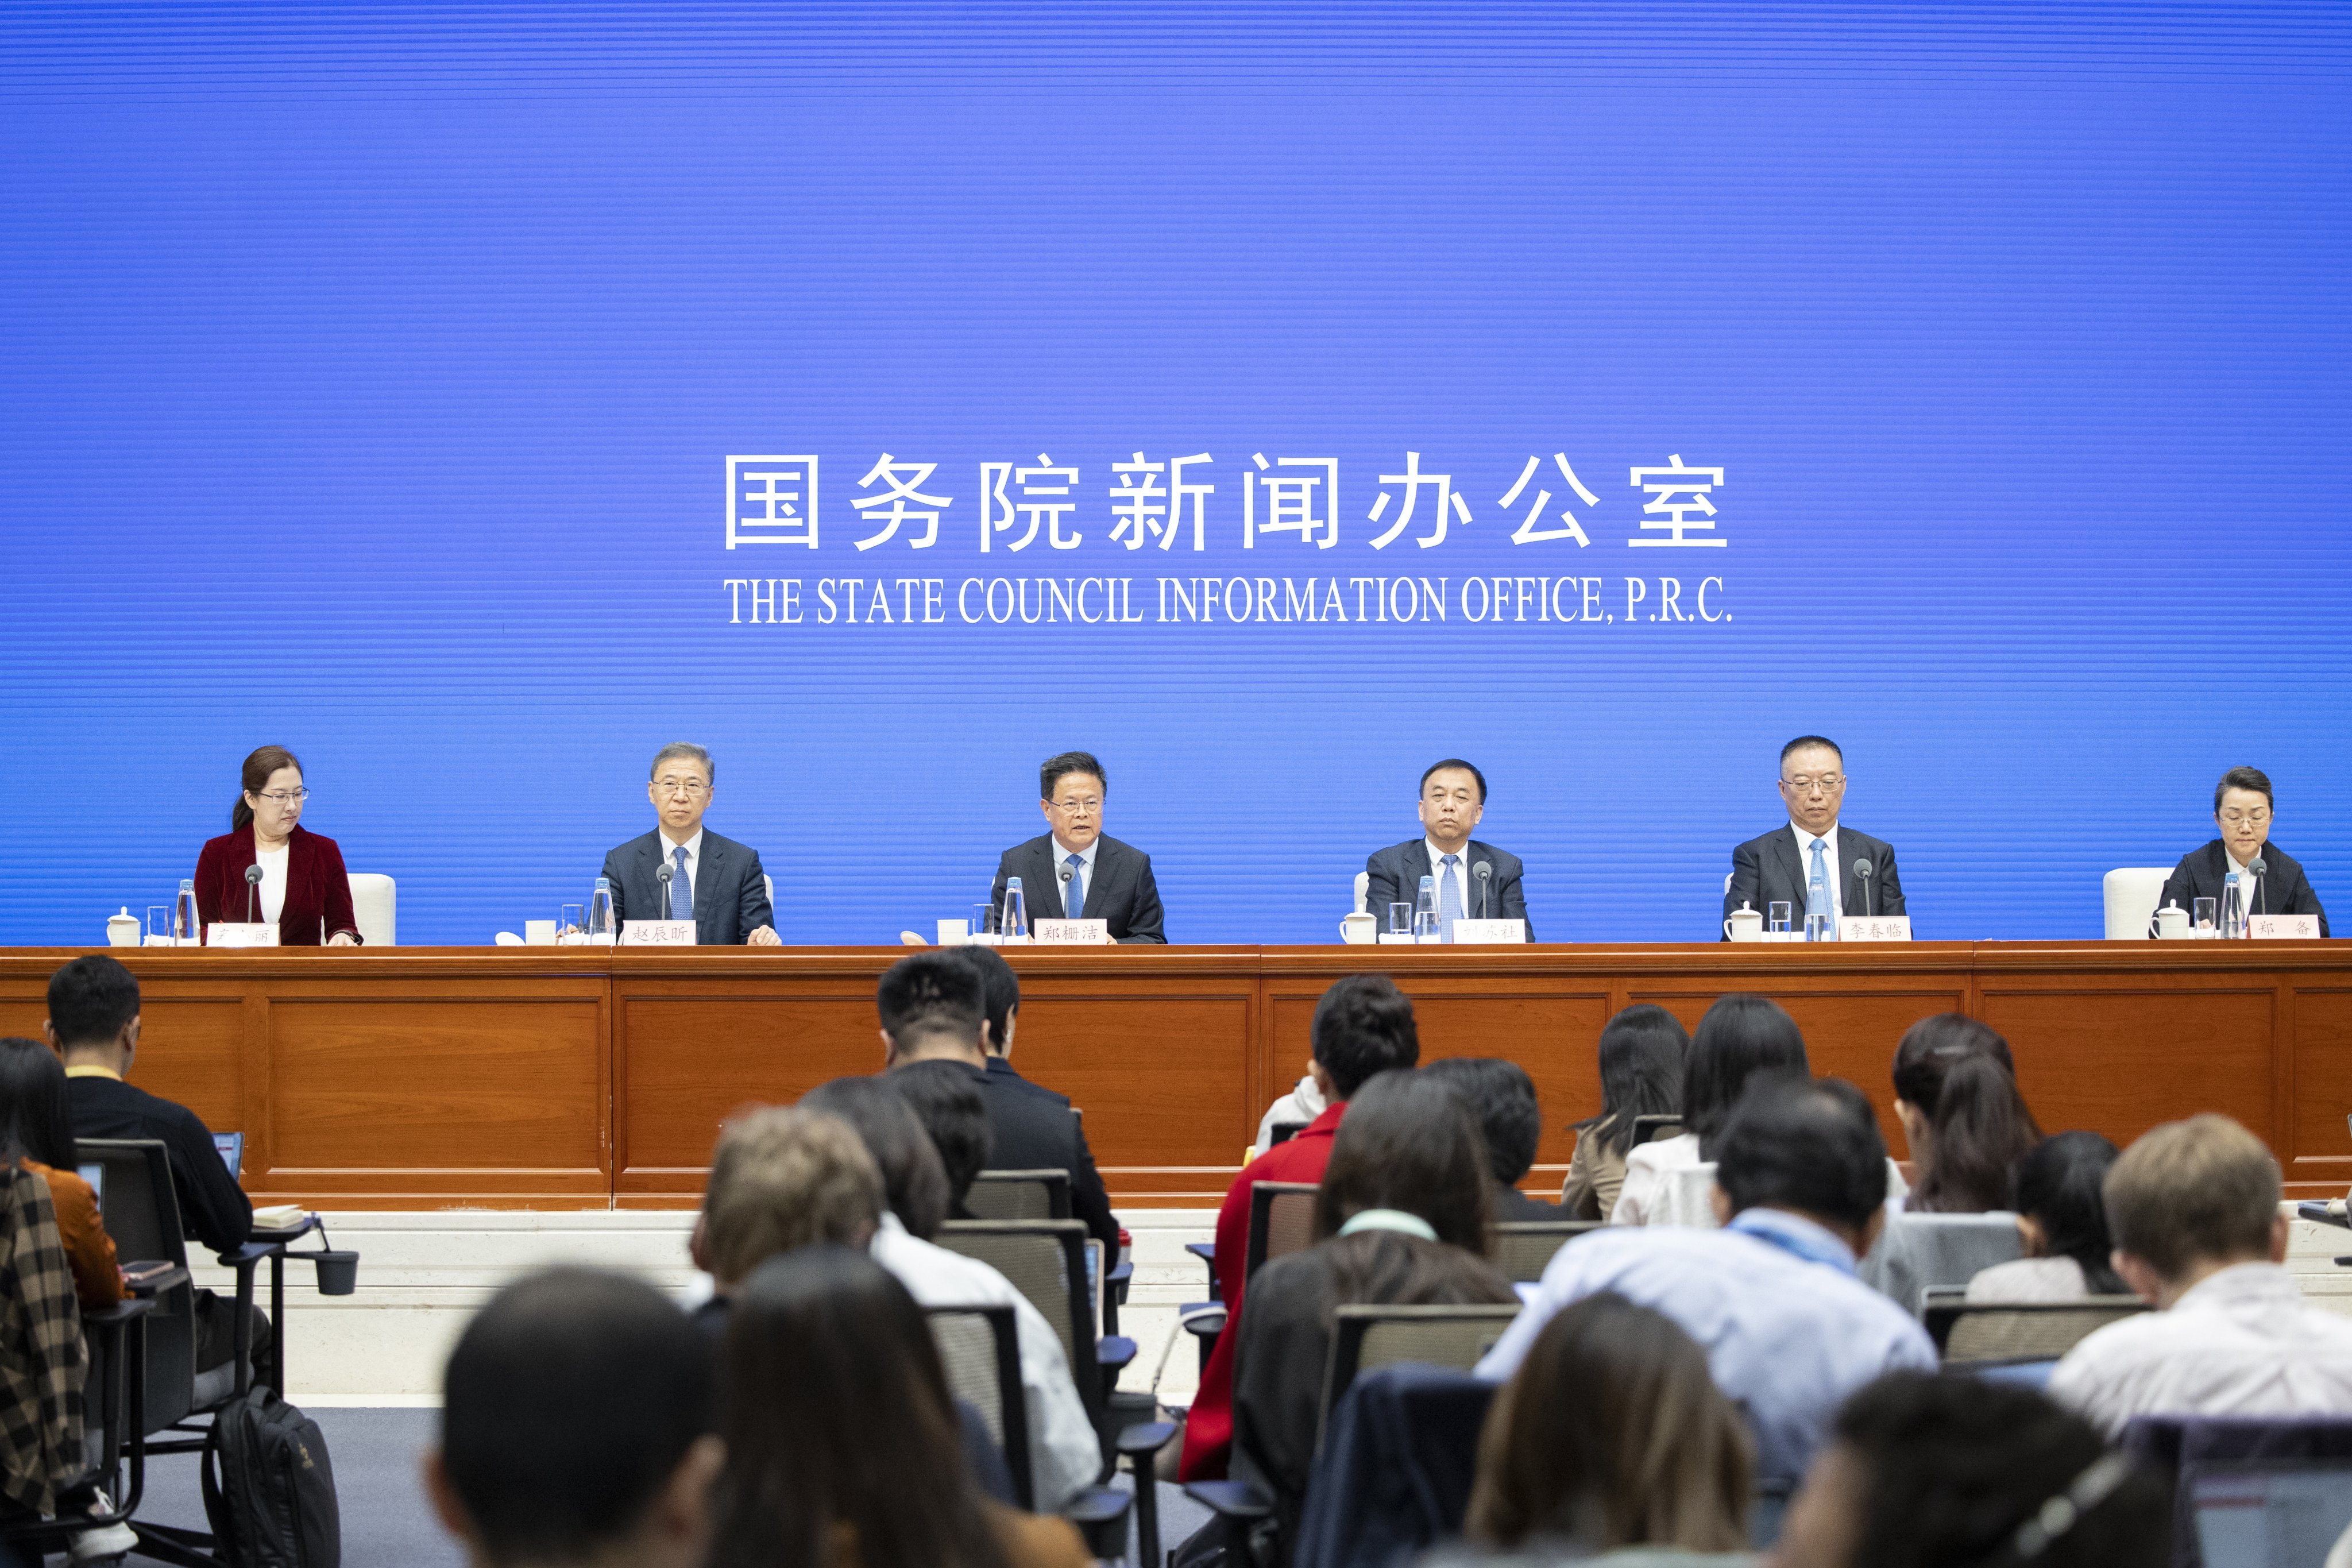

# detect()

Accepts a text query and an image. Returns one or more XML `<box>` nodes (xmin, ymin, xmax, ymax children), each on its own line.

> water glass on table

<box><xmin>1387</xmin><ymin>902</ymin><xmax>1412</xmax><ymax>939</ymax></box>
<box><xmin>2193</xmin><ymin>897</ymin><xmax>2218</xmax><ymax>938</ymax></box>
<box><xmin>1768</xmin><ymin>901</ymin><xmax>1793</xmax><ymax>937</ymax></box>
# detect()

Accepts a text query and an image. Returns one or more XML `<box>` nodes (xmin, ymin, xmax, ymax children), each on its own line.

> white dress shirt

<box><xmin>253</xmin><ymin>844</ymin><xmax>289</xmax><ymax>924</ymax></box>
<box><xmin>1790</xmin><ymin>822</ymin><xmax>1844</xmax><ymax>936</ymax></box>
<box><xmin>1965</xmin><ymin>1255</ymin><xmax>2090</xmax><ymax>1305</ymax></box>
<box><xmin>2227</xmin><ymin>850</ymin><xmax>2264</xmax><ymax>916</ymax></box>
<box><xmin>1611</xmin><ymin>1133</ymin><xmax>1706</xmax><ymax>1225</ymax></box>
<box><xmin>657</xmin><ymin>827</ymin><xmax>704</xmax><ymax>920</ymax></box>
<box><xmin>866</xmin><ymin>1212</ymin><xmax>1102</xmax><ymax>1512</ymax></box>
<box><xmin>2050</xmin><ymin>1261</ymin><xmax>2352</xmax><ymax>1435</ymax></box>
<box><xmin>1478</xmin><ymin>1208</ymin><xmax>1936</xmax><ymax>1482</ymax></box>
<box><xmin>1052</xmin><ymin>833</ymin><xmax>1099</xmax><ymax>918</ymax></box>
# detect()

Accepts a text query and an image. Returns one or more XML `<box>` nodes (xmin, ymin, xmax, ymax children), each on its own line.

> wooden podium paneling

<box><xmin>1</xmin><ymin>942</ymin><xmax>2343</xmax><ymax>1208</ymax></box>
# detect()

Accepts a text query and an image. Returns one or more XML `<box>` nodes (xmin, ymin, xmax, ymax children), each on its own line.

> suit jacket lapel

<box><xmin>1033</xmin><ymin>837</ymin><xmax>1066</xmax><ymax>920</ymax></box>
<box><xmin>696</xmin><ymin>837</ymin><xmax>723</xmax><ymax>922</ymax></box>
<box><xmin>1082</xmin><ymin>839</ymin><xmax>1115</xmax><ymax>920</ymax></box>
<box><xmin>1774</xmin><ymin>829</ymin><xmax>1807</xmax><ymax>907</ymax></box>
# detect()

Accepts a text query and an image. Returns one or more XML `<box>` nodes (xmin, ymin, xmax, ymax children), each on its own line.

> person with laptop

<box><xmin>2049</xmin><ymin>1113</ymin><xmax>2352</xmax><ymax>1434</ymax></box>
<box><xmin>43</xmin><ymin>955</ymin><xmax>258</xmax><ymax>1372</ymax></box>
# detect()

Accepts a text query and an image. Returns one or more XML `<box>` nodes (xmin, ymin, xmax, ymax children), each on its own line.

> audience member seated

<box><xmin>2049</xmin><ymin>1113</ymin><xmax>2352</xmax><ymax>1434</ymax></box>
<box><xmin>1771</xmin><ymin>1372</ymin><xmax>2168</xmax><ymax>1568</ymax></box>
<box><xmin>1482</xmin><ymin>1075</ymin><xmax>1935</xmax><ymax>1486</ymax></box>
<box><xmin>1965</xmin><ymin>1133</ymin><xmax>2125</xmax><ymax>1303</ymax></box>
<box><xmin>0</xmin><ymin>1040</ymin><xmax>118</xmax><ymax>1310</ymax></box>
<box><xmin>708</xmin><ymin>1245</ymin><xmax>1091</xmax><ymax>1568</ymax></box>
<box><xmin>1613</xmin><ymin>995</ymin><xmax>1808</xmax><ymax>1226</ymax></box>
<box><xmin>878</xmin><ymin>952</ymin><xmax>1118</xmax><ymax>1254</ymax></box>
<box><xmin>1423</xmin><ymin>1057</ymin><xmax>1561</xmax><ymax>1220</ymax></box>
<box><xmin>886</xmin><ymin>1059</ymin><xmax>992</xmax><ymax>1219</ymax></box>
<box><xmin>427</xmin><ymin>1267</ymin><xmax>723</xmax><ymax>1568</ymax></box>
<box><xmin>1466</xmin><ymin>1292</ymin><xmax>1752</xmax><ymax>1561</ymax></box>
<box><xmin>794</xmin><ymin>1077</ymin><xmax>1103</xmax><ymax>1512</ymax></box>
<box><xmin>1180</xmin><ymin>974</ymin><xmax>1422</xmax><ymax>1481</ymax></box>
<box><xmin>44</xmin><ymin>955</ymin><xmax>258</xmax><ymax>1372</ymax></box>
<box><xmin>1225</xmin><ymin>1070</ymin><xmax>1517</xmax><ymax>1558</ymax></box>
<box><xmin>1890</xmin><ymin>1015</ymin><xmax>2041</xmax><ymax>1213</ymax></box>
<box><xmin>1561</xmin><ymin>1005</ymin><xmax>1688</xmax><ymax>1221</ymax></box>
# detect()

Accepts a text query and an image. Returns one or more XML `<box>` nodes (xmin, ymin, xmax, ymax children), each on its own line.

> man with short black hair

<box><xmin>988</xmin><ymin>750</ymin><xmax>1166</xmax><ymax>943</ymax></box>
<box><xmin>426</xmin><ymin>1267</ymin><xmax>722</xmax><ymax>1568</ymax></box>
<box><xmin>1422</xmin><ymin>1057</ymin><xmax>1559</xmax><ymax>1219</ymax></box>
<box><xmin>1179</xmin><ymin>974</ymin><xmax>1423</xmax><ymax>1480</ymax></box>
<box><xmin>2050</xmin><ymin>1113</ymin><xmax>2352</xmax><ymax>1433</ymax></box>
<box><xmin>886</xmin><ymin>1060</ymin><xmax>992</xmax><ymax>1216</ymax></box>
<box><xmin>45</xmin><ymin>955</ymin><xmax>260</xmax><ymax>1372</ymax></box>
<box><xmin>1478</xmin><ymin>1073</ymin><xmax>1933</xmax><ymax>1485</ymax></box>
<box><xmin>1362</xmin><ymin>759</ymin><xmax>1532</xmax><ymax>940</ymax></box>
<box><xmin>1725</xmin><ymin>736</ymin><xmax>1906</xmax><ymax>940</ymax></box>
<box><xmin>598</xmin><ymin>742</ymin><xmax>779</xmax><ymax>945</ymax></box>
<box><xmin>2153</xmin><ymin>766</ymin><xmax>2330</xmax><ymax>936</ymax></box>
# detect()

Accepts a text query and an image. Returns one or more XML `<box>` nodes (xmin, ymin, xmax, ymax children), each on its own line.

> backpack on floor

<box><xmin>201</xmin><ymin>1386</ymin><xmax>342</xmax><ymax>1568</ymax></box>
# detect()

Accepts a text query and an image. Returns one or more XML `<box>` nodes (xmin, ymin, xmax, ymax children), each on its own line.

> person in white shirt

<box><xmin>1965</xmin><ymin>1131</ymin><xmax>2126</xmax><ymax>1304</ymax></box>
<box><xmin>2049</xmin><ymin>1113</ymin><xmax>2352</xmax><ymax>1435</ymax></box>
<box><xmin>1723</xmin><ymin>736</ymin><xmax>1906</xmax><ymax>942</ymax></box>
<box><xmin>1612</xmin><ymin>994</ymin><xmax>1807</xmax><ymax>1226</ymax></box>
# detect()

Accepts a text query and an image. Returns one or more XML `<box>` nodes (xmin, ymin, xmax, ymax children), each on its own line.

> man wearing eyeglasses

<box><xmin>1724</xmin><ymin>736</ymin><xmax>1906</xmax><ymax>940</ymax></box>
<box><xmin>2152</xmin><ymin>766</ymin><xmax>2329</xmax><ymax>937</ymax></box>
<box><xmin>987</xmin><ymin>751</ymin><xmax>1166</xmax><ymax>944</ymax></box>
<box><xmin>599</xmin><ymin>743</ymin><xmax>780</xmax><ymax>945</ymax></box>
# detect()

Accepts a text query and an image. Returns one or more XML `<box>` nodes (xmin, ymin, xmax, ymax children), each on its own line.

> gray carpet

<box><xmin>93</xmin><ymin>1408</ymin><xmax>1207</xmax><ymax>1567</ymax></box>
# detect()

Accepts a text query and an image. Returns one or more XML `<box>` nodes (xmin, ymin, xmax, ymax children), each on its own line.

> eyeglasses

<box><xmin>1048</xmin><ymin>797</ymin><xmax>1102</xmax><ymax>814</ymax></box>
<box><xmin>655</xmin><ymin>779</ymin><xmax>709</xmax><ymax>798</ymax></box>
<box><xmin>2220</xmin><ymin>808</ymin><xmax>2271</xmax><ymax>827</ymax></box>
<box><xmin>254</xmin><ymin>788</ymin><xmax>310</xmax><ymax>804</ymax></box>
<box><xmin>1781</xmin><ymin>775</ymin><xmax>1845</xmax><ymax>794</ymax></box>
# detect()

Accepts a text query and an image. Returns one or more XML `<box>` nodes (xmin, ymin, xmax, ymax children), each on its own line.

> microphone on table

<box><xmin>1474</xmin><ymin>860</ymin><xmax>1493</xmax><ymax>920</ymax></box>
<box><xmin>1853</xmin><ymin>858</ymin><xmax>1874</xmax><ymax>919</ymax></box>
<box><xmin>657</xmin><ymin>862</ymin><xmax>674</xmax><ymax>920</ymax></box>
<box><xmin>245</xmin><ymin>863</ymin><xmax>263</xmax><ymax>924</ymax></box>
<box><xmin>2250</xmin><ymin>855</ymin><xmax>2268</xmax><ymax>916</ymax></box>
<box><xmin>1059</xmin><ymin>863</ymin><xmax>1075</xmax><ymax>918</ymax></box>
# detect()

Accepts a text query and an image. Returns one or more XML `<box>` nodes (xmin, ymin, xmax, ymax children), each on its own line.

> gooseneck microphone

<box><xmin>1058</xmin><ymin>863</ymin><xmax>1074</xmax><ymax>909</ymax></box>
<box><xmin>245</xmin><ymin>863</ymin><xmax>263</xmax><ymax>924</ymax></box>
<box><xmin>656</xmin><ymin>862</ymin><xmax>674</xmax><ymax>920</ymax></box>
<box><xmin>1474</xmin><ymin>860</ymin><xmax>1493</xmax><ymax>919</ymax></box>
<box><xmin>1853</xmin><ymin>858</ymin><xmax>1874</xmax><ymax>919</ymax></box>
<box><xmin>2249</xmin><ymin>855</ymin><xmax>2268</xmax><ymax>916</ymax></box>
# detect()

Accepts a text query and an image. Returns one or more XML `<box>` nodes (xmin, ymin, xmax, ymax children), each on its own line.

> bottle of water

<box><xmin>1002</xmin><ymin>876</ymin><xmax>1029</xmax><ymax>941</ymax></box>
<box><xmin>1805</xmin><ymin>872</ymin><xmax>1833</xmax><ymax>943</ymax></box>
<box><xmin>1413</xmin><ymin>875</ymin><xmax>1440</xmax><ymax>943</ymax></box>
<box><xmin>2222</xmin><ymin>872</ymin><xmax>2246</xmax><ymax>940</ymax></box>
<box><xmin>589</xmin><ymin>876</ymin><xmax>616</xmax><ymax>943</ymax></box>
<box><xmin>174</xmin><ymin>878</ymin><xmax>200</xmax><ymax>947</ymax></box>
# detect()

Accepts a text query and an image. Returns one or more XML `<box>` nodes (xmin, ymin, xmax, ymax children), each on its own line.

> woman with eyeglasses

<box><xmin>192</xmin><ymin>745</ymin><xmax>361</xmax><ymax>945</ymax></box>
<box><xmin>2152</xmin><ymin>765</ymin><xmax>2329</xmax><ymax>937</ymax></box>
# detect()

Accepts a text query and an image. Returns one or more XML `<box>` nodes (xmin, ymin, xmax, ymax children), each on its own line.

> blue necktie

<box><xmin>1807</xmin><ymin>837</ymin><xmax>1836</xmax><ymax>940</ymax></box>
<box><xmin>1064</xmin><ymin>852</ymin><xmax>1085</xmax><ymax>919</ymax></box>
<box><xmin>1439</xmin><ymin>853</ymin><xmax>1463</xmax><ymax>939</ymax></box>
<box><xmin>672</xmin><ymin>845</ymin><xmax>692</xmax><ymax>921</ymax></box>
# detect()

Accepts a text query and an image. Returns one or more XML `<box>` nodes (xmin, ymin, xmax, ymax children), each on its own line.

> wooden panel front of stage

<box><xmin>0</xmin><ymin>944</ymin><xmax>2341</xmax><ymax>1207</ymax></box>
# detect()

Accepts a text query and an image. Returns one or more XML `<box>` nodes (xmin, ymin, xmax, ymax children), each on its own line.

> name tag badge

<box><xmin>2250</xmin><ymin>914</ymin><xmax>2322</xmax><ymax>941</ymax></box>
<box><xmin>620</xmin><ymin>920</ymin><xmax>697</xmax><ymax>947</ymax></box>
<box><xmin>205</xmin><ymin>923</ymin><xmax>279</xmax><ymax>949</ymax></box>
<box><xmin>1449</xmin><ymin>919</ymin><xmax>1528</xmax><ymax>945</ymax></box>
<box><xmin>1838</xmin><ymin>916</ymin><xmax>1914</xmax><ymax>943</ymax></box>
<box><xmin>1033</xmin><ymin>918</ymin><xmax>1110</xmax><ymax>945</ymax></box>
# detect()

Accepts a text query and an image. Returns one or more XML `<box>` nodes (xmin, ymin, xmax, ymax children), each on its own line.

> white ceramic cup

<box><xmin>106</xmin><ymin>909</ymin><xmax>140</xmax><ymax>948</ymax></box>
<box><xmin>937</xmin><ymin>918</ymin><xmax>971</xmax><ymax>946</ymax></box>
<box><xmin>524</xmin><ymin>919</ymin><xmax>557</xmax><ymax>946</ymax></box>
<box><xmin>1339</xmin><ymin>912</ymin><xmax>1377</xmax><ymax>945</ymax></box>
<box><xmin>2154</xmin><ymin>904</ymin><xmax>2189</xmax><ymax>941</ymax></box>
<box><xmin>1724</xmin><ymin>906</ymin><xmax>1764</xmax><ymax>943</ymax></box>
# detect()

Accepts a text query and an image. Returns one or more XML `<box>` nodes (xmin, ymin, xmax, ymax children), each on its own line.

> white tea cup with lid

<box><xmin>1724</xmin><ymin>903</ymin><xmax>1764</xmax><ymax>943</ymax></box>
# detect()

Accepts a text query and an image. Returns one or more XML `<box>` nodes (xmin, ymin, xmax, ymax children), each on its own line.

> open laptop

<box><xmin>2191</xmin><ymin>1459</ymin><xmax>2352</xmax><ymax>1568</ymax></box>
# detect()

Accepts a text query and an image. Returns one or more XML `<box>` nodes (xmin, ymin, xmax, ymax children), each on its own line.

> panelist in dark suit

<box><xmin>599</xmin><ymin>743</ymin><xmax>778</xmax><ymax>945</ymax></box>
<box><xmin>1725</xmin><ymin>735</ymin><xmax>1906</xmax><ymax>939</ymax></box>
<box><xmin>988</xmin><ymin>751</ymin><xmax>1166</xmax><ymax>944</ymax></box>
<box><xmin>2155</xmin><ymin>766</ymin><xmax>2329</xmax><ymax>936</ymax></box>
<box><xmin>1362</xmin><ymin>758</ymin><xmax>1532</xmax><ymax>940</ymax></box>
<box><xmin>192</xmin><ymin>745</ymin><xmax>361</xmax><ymax>945</ymax></box>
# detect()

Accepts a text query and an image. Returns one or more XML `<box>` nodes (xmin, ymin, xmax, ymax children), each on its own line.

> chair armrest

<box><xmin>1109</xmin><ymin>1258</ymin><xmax>1133</xmax><ymax>1297</ymax></box>
<box><xmin>211</xmin><ymin>1239</ymin><xmax>290</xmax><ymax>1270</ymax></box>
<box><xmin>1099</xmin><ymin>1335</ymin><xmax>1137</xmax><ymax>1376</ymax></box>
<box><xmin>119</xmin><ymin>1265</ymin><xmax>190</xmax><ymax>1299</ymax></box>
<box><xmin>1186</xmin><ymin>1241</ymin><xmax>1219</xmax><ymax>1299</ymax></box>
<box><xmin>1062</xmin><ymin>1484</ymin><xmax>1131</xmax><ymax>1559</ymax></box>
<box><xmin>1115</xmin><ymin>1420</ymin><xmax>1177</xmax><ymax>1458</ymax></box>
<box><xmin>82</xmin><ymin>1298</ymin><xmax>153</xmax><ymax>1329</ymax></box>
<box><xmin>1179</xmin><ymin>1304</ymin><xmax>1226</xmax><ymax>1338</ymax></box>
<box><xmin>1184</xmin><ymin>1479</ymin><xmax>1272</xmax><ymax>1520</ymax></box>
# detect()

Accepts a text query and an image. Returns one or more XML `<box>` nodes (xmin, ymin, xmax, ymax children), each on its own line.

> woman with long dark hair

<box><xmin>1966</xmin><ymin>1133</ymin><xmax>2129</xmax><ymax>1302</ymax></box>
<box><xmin>1221</xmin><ymin>1069</ymin><xmax>1517</xmax><ymax>1563</ymax></box>
<box><xmin>1891</xmin><ymin>1015</ymin><xmax>2041</xmax><ymax>1214</ymax></box>
<box><xmin>0</xmin><ymin>1038</ymin><xmax>118</xmax><ymax>1308</ymax></box>
<box><xmin>1613</xmin><ymin>994</ymin><xmax>1808</xmax><ymax>1225</ymax></box>
<box><xmin>191</xmin><ymin>745</ymin><xmax>361</xmax><ymax>946</ymax></box>
<box><xmin>1561</xmin><ymin>1005</ymin><xmax>1689</xmax><ymax>1220</ymax></box>
<box><xmin>708</xmin><ymin>1243</ymin><xmax>1087</xmax><ymax>1568</ymax></box>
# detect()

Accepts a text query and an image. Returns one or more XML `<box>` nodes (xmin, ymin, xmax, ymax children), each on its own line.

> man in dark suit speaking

<box><xmin>600</xmin><ymin>742</ymin><xmax>779</xmax><ymax>944</ymax></box>
<box><xmin>1363</xmin><ymin>759</ymin><xmax>1532</xmax><ymax>939</ymax></box>
<box><xmin>1725</xmin><ymin>735</ymin><xmax>1905</xmax><ymax>939</ymax></box>
<box><xmin>989</xmin><ymin>750</ymin><xmax>1166</xmax><ymax>944</ymax></box>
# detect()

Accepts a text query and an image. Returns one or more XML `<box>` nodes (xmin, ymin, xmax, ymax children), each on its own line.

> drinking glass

<box><xmin>146</xmin><ymin>906</ymin><xmax>172</xmax><ymax>945</ymax></box>
<box><xmin>1768</xmin><ymin>901</ymin><xmax>1793</xmax><ymax>935</ymax></box>
<box><xmin>1387</xmin><ymin>902</ymin><xmax>1412</xmax><ymax>937</ymax></box>
<box><xmin>560</xmin><ymin>902</ymin><xmax>585</xmax><ymax>943</ymax></box>
<box><xmin>972</xmin><ymin>902</ymin><xmax>994</xmax><ymax>937</ymax></box>
<box><xmin>2192</xmin><ymin>897</ymin><xmax>2218</xmax><ymax>937</ymax></box>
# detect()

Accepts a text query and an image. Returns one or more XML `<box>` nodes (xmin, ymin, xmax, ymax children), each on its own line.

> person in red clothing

<box><xmin>1178</xmin><ymin>974</ymin><xmax>1421</xmax><ymax>1481</ymax></box>
<box><xmin>192</xmin><ymin>745</ymin><xmax>361</xmax><ymax>946</ymax></box>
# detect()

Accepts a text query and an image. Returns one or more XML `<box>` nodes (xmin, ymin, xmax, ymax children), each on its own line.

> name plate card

<box><xmin>620</xmin><ymin>920</ymin><xmax>697</xmax><ymax>947</ymax></box>
<box><xmin>1449</xmin><ymin>919</ymin><xmax>1528</xmax><ymax>945</ymax></box>
<box><xmin>205</xmin><ymin>923</ymin><xmax>278</xmax><ymax>949</ymax></box>
<box><xmin>1839</xmin><ymin>916</ymin><xmax>1914</xmax><ymax>943</ymax></box>
<box><xmin>1033</xmin><ymin>918</ymin><xmax>1110</xmax><ymax>945</ymax></box>
<box><xmin>2250</xmin><ymin>914</ymin><xmax>2322</xmax><ymax>940</ymax></box>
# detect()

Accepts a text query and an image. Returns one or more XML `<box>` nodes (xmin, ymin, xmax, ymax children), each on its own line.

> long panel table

<box><xmin>1</xmin><ymin>943</ymin><xmax>2343</xmax><ymax>1208</ymax></box>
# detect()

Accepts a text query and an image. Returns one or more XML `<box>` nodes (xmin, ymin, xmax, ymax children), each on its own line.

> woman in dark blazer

<box><xmin>192</xmin><ymin>746</ymin><xmax>361</xmax><ymax>946</ymax></box>
<box><xmin>2155</xmin><ymin>765</ymin><xmax>2329</xmax><ymax>936</ymax></box>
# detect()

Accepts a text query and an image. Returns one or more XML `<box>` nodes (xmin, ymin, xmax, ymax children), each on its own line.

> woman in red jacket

<box><xmin>192</xmin><ymin>746</ymin><xmax>361</xmax><ymax>946</ymax></box>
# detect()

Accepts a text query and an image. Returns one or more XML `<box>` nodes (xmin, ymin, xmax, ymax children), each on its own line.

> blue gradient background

<box><xmin>3</xmin><ymin>3</ymin><xmax>2347</xmax><ymax>945</ymax></box>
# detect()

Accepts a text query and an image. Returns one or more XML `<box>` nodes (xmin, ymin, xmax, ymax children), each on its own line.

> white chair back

<box><xmin>1353</xmin><ymin>871</ymin><xmax>1370</xmax><ymax>914</ymax></box>
<box><xmin>347</xmin><ymin>873</ymin><xmax>396</xmax><ymax>945</ymax></box>
<box><xmin>2102</xmin><ymin>867</ymin><xmax>2172</xmax><ymax>940</ymax></box>
<box><xmin>1860</xmin><ymin>1211</ymin><xmax>2025</xmax><ymax>1316</ymax></box>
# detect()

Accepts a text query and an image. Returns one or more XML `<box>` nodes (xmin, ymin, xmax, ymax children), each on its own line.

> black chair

<box><xmin>924</xmin><ymin>1303</ymin><xmax>1033</xmax><ymax>1506</ymax></box>
<box><xmin>1290</xmin><ymin>1364</ymin><xmax>1499</xmax><ymax>1568</ymax></box>
<box><xmin>965</xmin><ymin>1169</ymin><xmax>1071</xmax><ymax>1222</ymax></box>
<box><xmin>1268</xmin><ymin>1121</ymin><xmax>1306</xmax><ymax>1146</ymax></box>
<box><xmin>1628</xmin><ymin>1113</ymin><xmax>1684</xmax><ymax>1148</ymax></box>
<box><xmin>1317</xmin><ymin>1303</ymin><xmax>1520</xmax><ymax>1451</ymax></box>
<box><xmin>1181</xmin><ymin>1181</ymin><xmax>1319</xmax><ymax>1374</ymax></box>
<box><xmin>1489</xmin><ymin>1220</ymin><xmax>1601</xmax><ymax>1283</ymax></box>
<box><xmin>1922</xmin><ymin>1295</ymin><xmax>2150</xmax><ymax>1365</ymax></box>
